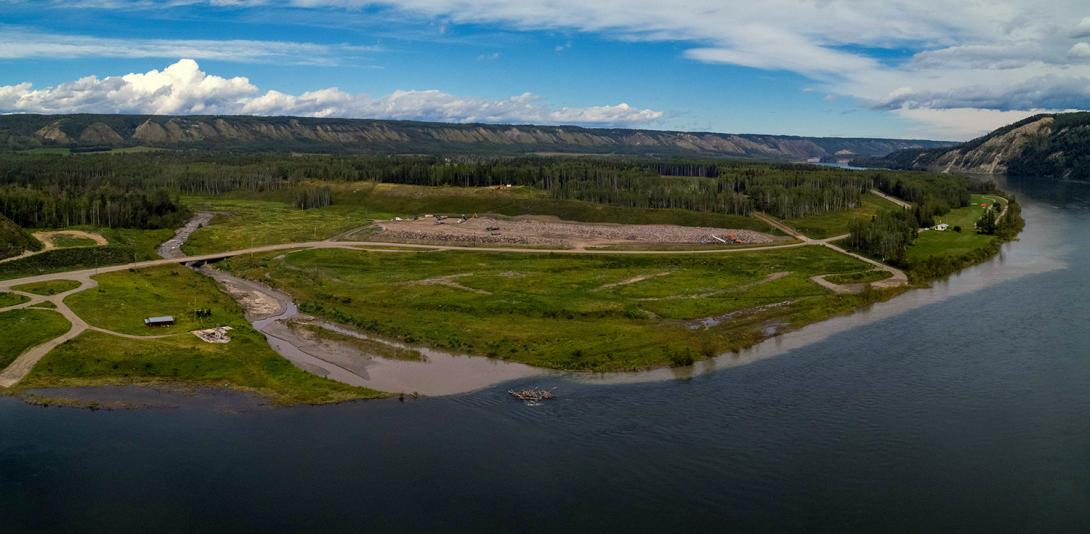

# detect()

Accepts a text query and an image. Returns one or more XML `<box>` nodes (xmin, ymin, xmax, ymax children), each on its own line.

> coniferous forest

<box><xmin>0</xmin><ymin>152</ymin><xmax>979</xmax><ymax>224</ymax></box>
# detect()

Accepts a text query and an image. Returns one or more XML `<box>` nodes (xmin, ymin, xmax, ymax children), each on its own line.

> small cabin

<box><xmin>144</xmin><ymin>315</ymin><xmax>175</xmax><ymax>327</ymax></box>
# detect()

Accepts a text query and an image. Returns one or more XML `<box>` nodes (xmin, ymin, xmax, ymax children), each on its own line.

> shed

<box><xmin>144</xmin><ymin>315</ymin><xmax>175</xmax><ymax>327</ymax></box>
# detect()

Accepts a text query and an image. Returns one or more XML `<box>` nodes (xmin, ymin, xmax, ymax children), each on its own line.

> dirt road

<box><xmin>870</xmin><ymin>188</ymin><xmax>913</xmax><ymax>210</ymax></box>
<box><xmin>754</xmin><ymin>212</ymin><xmax>908</xmax><ymax>291</ymax></box>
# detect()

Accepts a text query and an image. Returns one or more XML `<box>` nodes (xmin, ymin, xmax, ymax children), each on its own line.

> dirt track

<box><xmin>0</xmin><ymin>230</ymin><xmax>109</xmax><ymax>265</ymax></box>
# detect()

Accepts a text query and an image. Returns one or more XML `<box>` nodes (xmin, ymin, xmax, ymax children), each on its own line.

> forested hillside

<box><xmin>0</xmin><ymin>213</ymin><xmax>40</xmax><ymax>260</ymax></box>
<box><xmin>0</xmin><ymin>114</ymin><xmax>953</xmax><ymax>160</ymax></box>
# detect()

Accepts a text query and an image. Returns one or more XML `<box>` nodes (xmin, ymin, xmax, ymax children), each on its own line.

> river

<box><xmin>2</xmin><ymin>176</ymin><xmax>1089</xmax><ymax>531</ymax></box>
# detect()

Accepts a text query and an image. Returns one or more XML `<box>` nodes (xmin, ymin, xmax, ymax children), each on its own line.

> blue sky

<box><xmin>1</xmin><ymin>1</ymin><xmax>1088</xmax><ymax>140</ymax></box>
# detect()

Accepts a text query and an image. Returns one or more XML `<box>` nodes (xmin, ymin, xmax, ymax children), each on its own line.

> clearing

<box><xmin>374</xmin><ymin>215</ymin><xmax>777</xmax><ymax>249</ymax></box>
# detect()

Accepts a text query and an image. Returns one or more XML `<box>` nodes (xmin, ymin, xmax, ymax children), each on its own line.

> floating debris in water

<box><xmin>508</xmin><ymin>388</ymin><xmax>556</xmax><ymax>403</ymax></box>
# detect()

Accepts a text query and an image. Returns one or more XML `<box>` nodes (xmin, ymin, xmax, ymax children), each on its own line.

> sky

<box><xmin>0</xmin><ymin>1</ymin><xmax>1087</xmax><ymax>141</ymax></box>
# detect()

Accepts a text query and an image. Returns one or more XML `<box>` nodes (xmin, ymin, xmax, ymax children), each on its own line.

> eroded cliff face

<box><xmin>10</xmin><ymin>114</ymin><xmax>949</xmax><ymax>158</ymax></box>
<box><xmin>921</xmin><ymin>116</ymin><xmax>1054</xmax><ymax>175</ymax></box>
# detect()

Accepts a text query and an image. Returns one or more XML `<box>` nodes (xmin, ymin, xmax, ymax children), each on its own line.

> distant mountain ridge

<box><xmin>0</xmin><ymin>114</ymin><xmax>952</xmax><ymax>160</ymax></box>
<box><xmin>869</xmin><ymin>112</ymin><xmax>1090</xmax><ymax>179</ymax></box>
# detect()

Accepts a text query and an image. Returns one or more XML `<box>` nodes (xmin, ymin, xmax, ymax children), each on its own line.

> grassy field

<box><xmin>784</xmin><ymin>192</ymin><xmax>902</xmax><ymax>239</ymax></box>
<box><xmin>223</xmin><ymin>246</ymin><xmax>886</xmax><ymax>372</ymax></box>
<box><xmin>67</xmin><ymin>266</ymin><xmax>253</xmax><ymax>335</ymax></box>
<box><xmin>50</xmin><ymin>235</ymin><xmax>99</xmax><ymax>248</ymax></box>
<box><xmin>0</xmin><ymin>291</ymin><xmax>29</xmax><ymax>308</ymax></box>
<box><xmin>21</xmin><ymin>329</ymin><xmax>382</xmax><ymax>405</ymax></box>
<box><xmin>0</xmin><ymin>309</ymin><xmax>70</xmax><ymax>368</ymax></box>
<box><xmin>181</xmin><ymin>183</ymin><xmax>779</xmax><ymax>255</ymax></box>
<box><xmin>11</xmin><ymin>280</ymin><xmax>82</xmax><ymax>295</ymax></box>
<box><xmin>906</xmin><ymin>194</ymin><xmax>1000</xmax><ymax>265</ymax></box>
<box><xmin>182</xmin><ymin>198</ymin><xmax>365</xmax><ymax>255</ymax></box>
<box><xmin>39</xmin><ymin>266</ymin><xmax>383</xmax><ymax>404</ymax></box>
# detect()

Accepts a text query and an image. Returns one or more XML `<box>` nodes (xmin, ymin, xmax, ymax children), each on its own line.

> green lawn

<box><xmin>0</xmin><ymin>291</ymin><xmax>29</xmax><ymax>308</ymax></box>
<box><xmin>66</xmin><ymin>266</ymin><xmax>249</xmax><ymax>335</ymax></box>
<box><xmin>223</xmin><ymin>245</ymin><xmax>885</xmax><ymax>372</ymax></box>
<box><xmin>40</xmin><ymin>265</ymin><xmax>383</xmax><ymax>404</ymax></box>
<box><xmin>907</xmin><ymin>194</ymin><xmax>1001</xmax><ymax>265</ymax></box>
<box><xmin>0</xmin><ymin>309</ymin><xmax>70</xmax><ymax>368</ymax></box>
<box><xmin>784</xmin><ymin>192</ymin><xmax>903</xmax><ymax>239</ymax></box>
<box><xmin>11</xmin><ymin>279</ymin><xmax>82</xmax><ymax>295</ymax></box>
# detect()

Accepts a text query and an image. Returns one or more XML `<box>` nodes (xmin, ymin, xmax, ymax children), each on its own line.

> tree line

<box><xmin>0</xmin><ymin>185</ymin><xmax>189</xmax><ymax>229</ymax></box>
<box><xmin>0</xmin><ymin>152</ymin><xmax>975</xmax><ymax>223</ymax></box>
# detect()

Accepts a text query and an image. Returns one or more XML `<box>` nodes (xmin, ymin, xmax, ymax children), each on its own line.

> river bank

<box><xmin>2</xmin><ymin>176</ymin><xmax>1085</xmax><ymax>531</ymax></box>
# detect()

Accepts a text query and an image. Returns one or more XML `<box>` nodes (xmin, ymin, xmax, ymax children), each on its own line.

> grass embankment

<box><xmin>0</xmin><ymin>227</ymin><xmax>172</xmax><ymax>281</ymax></box>
<box><xmin>12</xmin><ymin>280</ymin><xmax>82</xmax><ymax>295</ymax></box>
<box><xmin>904</xmin><ymin>194</ymin><xmax>1020</xmax><ymax>281</ymax></box>
<box><xmin>784</xmin><ymin>192</ymin><xmax>902</xmax><ymax>239</ymax></box>
<box><xmin>181</xmin><ymin>183</ymin><xmax>779</xmax><ymax>254</ymax></box>
<box><xmin>0</xmin><ymin>213</ymin><xmax>40</xmax><ymax>260</ymax></box>
<box><xmin>25</xmin><ymin>266</ymin><xmax>384</xmax><ymax>404</ymax></box>
<box><xmin>224</xmin><ymin>246</ymin><xmax>888</xmax><ymax>372</ymax></box>
<box><xmin>0</xmin><ymin>309</ymin><xmax>70</xmax><ymax>368</ymax></box>
<box><xmin>0</xmin><ymin>291</ymin><xmax>29</xmax><ymax>308</ymax></box>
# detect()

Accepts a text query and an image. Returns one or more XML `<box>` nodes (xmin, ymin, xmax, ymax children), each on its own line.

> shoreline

<box><xmin>0</xmin><ymin>200</ymin><xmax>1025</xmax><ymax>406</ymax></box>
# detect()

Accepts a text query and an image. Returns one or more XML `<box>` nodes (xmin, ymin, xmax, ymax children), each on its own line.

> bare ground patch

<box><xmin>373</xmin><ymin>215</ymin><xmax>774</xmax><ymax>249</ymax></box>
<box><xmin>596</xmin><ymin>271</ymin><xmax>672</xmax><ymax>291</ymax></box>
<box><xmin>407</xmin><ymin>274</ymin><xmax>491</xmax><ymax>295</ymax></box>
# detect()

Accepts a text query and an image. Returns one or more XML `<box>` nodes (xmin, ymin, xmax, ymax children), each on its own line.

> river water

<box><xmin>3</xmin><ymin>176</ymin><xmax>1090</xmax><ymax>532</ymax></box>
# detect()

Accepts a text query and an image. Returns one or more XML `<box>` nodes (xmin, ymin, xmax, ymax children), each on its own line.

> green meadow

<box><xmin>223</xmin><ymin>245</ymin><xmax>885</xmax><ymax>372</ymax></box>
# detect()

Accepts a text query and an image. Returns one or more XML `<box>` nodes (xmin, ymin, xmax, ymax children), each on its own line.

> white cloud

<box><xmin>10</xmin><ymin>0</ymin><xmax>1090</xmax><ymax>138</ymax></box>
<box><xmin>894</xmin><ymin>107</ymin><xmax>1053</xmax><ymax>140</ymax></box>
<box><xmin>1070</xmin><ymin>42</ymin><xmax>1090</xmax><ymax>58</ymax></box>
<box><xmin>0</xmin><ymin>59</ymin><xmax>664</xmax><ymax>127</ymax></box>
<box><xmin>0</xmin><ymin>26</ymin><xmax>377</xmax><ymax>65</ymax></box>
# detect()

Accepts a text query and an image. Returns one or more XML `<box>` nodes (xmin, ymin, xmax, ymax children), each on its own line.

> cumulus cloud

<box><xmin>0</xmin><ymin>59</ymin><xmax>664</xmax><ymax>127</ymax></box>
